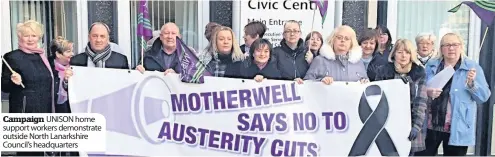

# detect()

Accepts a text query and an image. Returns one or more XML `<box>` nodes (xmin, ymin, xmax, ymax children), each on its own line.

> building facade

<box><xmin>0</xmin><ymin>0</ymin><xmax>493</xmax><ymax>155</ymax></box>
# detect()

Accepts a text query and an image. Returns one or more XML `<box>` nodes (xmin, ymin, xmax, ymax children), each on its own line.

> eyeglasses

<box><xmin>441</xmin><ymin>43</ymin><xmax>461</xmax><ymax>48</ymax></box>
<box><xmin>284</xmin><ymin>30</ymin><xmax>300</xmax><ymax>35</ymax></box>
<box><xmin>418</xmin><ymin>42</ymin><xmax>433</xmax><ymax>46</ymax></box>
<box><xmin>335</xmin><ymin>35</ymin><xmax>351</xmax><ymax>41</ymax></box>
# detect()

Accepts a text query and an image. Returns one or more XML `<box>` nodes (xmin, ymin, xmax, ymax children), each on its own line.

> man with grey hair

<box><xmin>136</xmin><ymin>22</ymin><xmax>196</xmax><ymax>75</ymax></box>
<box><xmin>415</xmin><ymin>32</ymin><xmax>437</xmax><ymax>65</ymax></box>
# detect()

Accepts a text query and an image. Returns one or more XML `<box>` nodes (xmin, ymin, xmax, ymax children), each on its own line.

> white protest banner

<box><xmin>237</xmin><ymin>0</ymin><xmax>335</xmax><ymax>47</ymax></box>
<box><xmin>68</xmin><ymin>66</ymin><xmax>412</xmax><ymax>156</ymax></box>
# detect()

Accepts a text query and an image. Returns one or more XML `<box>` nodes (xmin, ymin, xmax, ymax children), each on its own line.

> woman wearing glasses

<box><xmin>418</xmin><ymin>33</ymin><xmax>490</xmax><ymax>156</ymax></box>
<box><xmin>272</xmin><ymin>20</ymin><xmax>311</xmax><ymax>82</ymax></box>
<box><xmin>303</xmin><ymin>25</ymin><xmax>368</xmax><ymax>84</ymax></box>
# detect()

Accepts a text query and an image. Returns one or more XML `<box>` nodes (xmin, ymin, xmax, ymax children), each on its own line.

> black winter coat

<box><xmin>1</xmin><ymin>49</ymin><xmax>54</xmax><ymax>113</ymax></box>
<box><xmin>138</xmin><ymin>39</ymin><xmax>181</xmax><ymax>72</ymax></box>
<box><xmin>225</xmin><ymin>59</ymin><xmax>281</xmax><ymax>80</ymax></box>
<box><xmin>272</xmin><ymin>39</ymin><xmax>309</xmax><ymax>80</ymax></box>
<box><xmin>70</xmin><ymin>51</ymin><xmax>129</xmax><ymax>69</ymax></box>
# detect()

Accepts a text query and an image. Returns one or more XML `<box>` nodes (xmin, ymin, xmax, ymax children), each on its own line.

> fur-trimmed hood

<box><xmin>319</xmin><ymin>43</ymin><xmax>363</xmax><ymax>64</ymax></box>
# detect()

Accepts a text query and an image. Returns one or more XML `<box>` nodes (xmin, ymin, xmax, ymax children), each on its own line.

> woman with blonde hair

<box><xmin>373</xmin><ymin>39</ymin><xmax>428</xmax><ymax>155</ymax></box>
<box><xmin>198</xmin><ymin>26</ymin><xmax>245</xmax><ymax>77</ymax></box>
<box><xmin>415</xmin><ymin>33</ymin><xmax>436</xmax><ymax>65</ymax></box>
<box><xmin>1</xmin><ymin>20</ymin><xmax>53</xmax><ymax>156</ymax></box>
<box><xmin>303</xmin><ymin>25</ymin><xmax>368</xmax><ymax>84</ymax></box>
<box><xmin>419</xmin><ymin>33</ymin><xmax>490</xmax><ymax>156</ymax></box>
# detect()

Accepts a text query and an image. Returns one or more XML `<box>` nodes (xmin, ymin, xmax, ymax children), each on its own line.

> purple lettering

<box><xmin>275</xmin><ymin>113</ymin><xmax>287</xmax><ymax>132</ymax></box>
<box><xmin>171</xmin><ymin>94</ymin><xmax>188</xmax><ymax>112</ymax></box>
<box><xmin>200</xmin><ymin>92</ymin><xmax>212</xmax><ymax>111</ymax></box>
<box><xmin>252</xmin><ymin>87</ymin><xmax>270</xmax><ymax>106</ymax></box>
<box><xmin>290</xmin><ymin>83</ymin><xmax>302</xmax><ymax>101</ymax></box>
<box><xmin>335</xmin><ymin>112</ymin><xmax>347</xmax><ymax>131</ymax></box>
<box><xmin>261</xmin><ymin>113</ymin><xmax>275</xmax><ymax>132</ymax></box>
<box><xmin>172</xmin><ymin>122</ymin><xmax>185</xmax><ymax>141</ymax></box>
<box><xmin>233</xmin><ymin>134</ymin><xmax>241</xmax><ymax>152</ymax></box>
<box><xmin>157</xmin><ymin>121</ymin><xmax>171</xmax><ymax>140</ymax></box>
<box><xmin>212</xmin><ymin>91</ymin><xmax>226</xmax><ymax>110</ymax></box>
<box><xmin>308</xmin><ymin>143</ymin><xmax>318</xmax><ymax>156</ymax></box>
<box><xmin>238</xmin><ymin>89</ymin><xmax>252</xmax><ymax>108</ymax></box>
<box><xmin>281</xmin><ymin>84</ymin><xmax>292</xmax><ymax>102</ymax></box>
<box><xmin>271</xmin><ymin>139</ymin><xmax>283</xmax><ymax>156</ymax></box>
<box><xmin>188</xmin><ymin>93</ymin><xmax>201</xmax><ymax>112</ymax></box>
<box><xmin>226</xmin><ymin>90</ymin><xmax>238</xmax><ymax>109</ymax></box>
<box><xmin>251</xmin><ymin>114</ymin><xmax>264</xmax><ymax>132</ymax></box>
<box><xmin>185</xmin><ymin>126</ymin><xmax>196</xmax><ymax>144</ymax></box>
<box><xmin>252</xmin><ymin>137</ymin><xmax>266</xmax><ymax>155</ymax></box>
<box><xmin>321</xmin><ymin>112</ymin><xmax>334</xmax><ymax>131</ymax></box>
<box><xmin>197</xmin><ymin>128</ymin><xmax>209</xmax><ymax>146</ymax></box>
<box><xmin>220</xmin><ymin>132</ymin><xmax>234</xmax><ymax>151</ymax></box>
<box><xmin>304</xmin><ymin>113</ymin><xmax>317</xmax><ymax>131</ymax></box>
<box><xmin>240</xmin><ymin>136</ymin><xmax>253</xmax><ymax>153</ymax></box>
<box><xmin>237</xmin><ymin>113</ymin><xmax>250</xmax><ymax>131</ymax></box>
<box><xmin>293</xmin><ymin>113</ymin><xmax>304</xmax><ymax>131</ymax></box>
<box><xmin>208</xmin><ymin>130</ymin><xmax>221</xmax><ymax>149</ymax></box>
<box><xmin>271</xmin><ymin>85</ymin><xmax>283</xmax><ymax>104</ymax></box>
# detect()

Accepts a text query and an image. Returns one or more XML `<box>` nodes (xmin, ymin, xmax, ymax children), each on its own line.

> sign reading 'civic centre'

<box><xmin>238</xmin><ymin>0</ymin><xmax>334</xmax><ymax>47</ymax></box>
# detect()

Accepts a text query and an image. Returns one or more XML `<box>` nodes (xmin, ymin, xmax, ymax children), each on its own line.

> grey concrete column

<box><xmin>88</xmin><ymin>1</ymin><xmax>119</xmax><ymax>43</ymax></box>
<box><xmin>209</xmin><ymin>1</ymin><xmax>233</xmax><ymax>28</ymax></box>
<box><xmin>342</xmin><ymin>1</ymin><xmax>368</xmax><ymax>39</ymax></box>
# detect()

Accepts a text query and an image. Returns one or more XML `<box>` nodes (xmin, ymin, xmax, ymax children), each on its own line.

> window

<box><xmin>9</xmin><ymin>1</ymin><xmax>78</xmax><ymax>51</ymax></box>
<box><xmin>396</xmin><ymin>1</ymin><xmax>470</xmax><ymax>52</ymax></box>
<box><xmin>129</xmin><ymin>0</ymin><xmax>198</xmax><ymax>68</ymax></box>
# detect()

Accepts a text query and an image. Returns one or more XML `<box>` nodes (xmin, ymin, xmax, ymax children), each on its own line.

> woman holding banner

<box><xmin>419</xmin><ymin>33</ymin><xmax>491</xmax><ymax>156</ymax></box>
<box><xmin>303</xmin><ymin>25</ymin><xmax>368</xmax><ymax>85</ymax></box>
<box><xmin>372</xmin><ymin>39</ymin><xmax>428</xmax><ymax>155</ymax></box>
<box><xmin>199</xmin><ymin>26</ymin><xmax>245</xmax><ymax>77</ymax></box>
<box><xmin>225</xmin><ymin>38</ymin><xmax>281</xmax><ymax>82</ymax></box>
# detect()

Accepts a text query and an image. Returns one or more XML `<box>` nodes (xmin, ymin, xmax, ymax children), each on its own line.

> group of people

<box><xmin>1</xmin><ymin>19</ymin><xmax>491</xmax><ymax>156</ymax></box>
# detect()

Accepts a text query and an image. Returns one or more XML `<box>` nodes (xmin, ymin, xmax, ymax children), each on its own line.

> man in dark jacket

<box><xmin>63</xmin><ymin>22</ymin><xmax>129</xmax><ymax>88</ymax></box>
<box><xmin>70</xmin><ymin>22</ymin><xmax>129</xmax><ymax>69</ymax></box>
<box><xmin>272</xmin><ymin>20</ymin><xmax>312</xmax><ymax>81</ymax></box>
<box><xmin>136</xmin><ymin>22</ymin><xmax>195</xmax><ymax>75</ymax></box>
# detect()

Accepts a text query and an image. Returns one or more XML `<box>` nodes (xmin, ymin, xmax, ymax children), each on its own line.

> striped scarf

<box><xmin>85</xmin><ymin>43</ymin><xmax>112</xmax><ymax>68</ymax></box>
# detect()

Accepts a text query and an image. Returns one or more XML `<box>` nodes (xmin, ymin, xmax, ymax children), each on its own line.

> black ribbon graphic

<box><xmin>348</xmin><ymin>85</ymin><xmax>399</xmax><ymax>156</ymax></box>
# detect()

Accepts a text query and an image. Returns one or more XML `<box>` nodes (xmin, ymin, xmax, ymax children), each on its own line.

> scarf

<box><xmin>336</xmin><ymin>54</ymin><xmax>349</xmax><ymax>67</ymax></box>
<box><xmin>418</xmin><ymin>52</ymin><xmax>433</xmax><ymax>65</ymax></box>
<box><xmin>54</xmin><ymin>60</ymin><xmax>68</xmax><ymax>104</ymax></box>
<box><xmin>394</xmin><ymin>62</ymin><xmax>412</xmax><ymax>74</ymax></box>
<box><xmin>18</xmin><ymin>42</ymin><xmax>55</xmax><ymax>113</ymax></box>
<box><xmin>361</xmin><ymin>57</ymin><xmax>372</xmax><ymax>69</ymax></box>
<box><xmin>85</xmin><ymin>43</ymin><xmax>112</xmax><ymax>68</ymax></box>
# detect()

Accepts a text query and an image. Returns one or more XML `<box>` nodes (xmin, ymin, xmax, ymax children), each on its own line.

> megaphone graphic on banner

<box><xmin>71</xmin><ymin>75</ymin><xmax>174</xmax><ymax>145</ymax></box>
